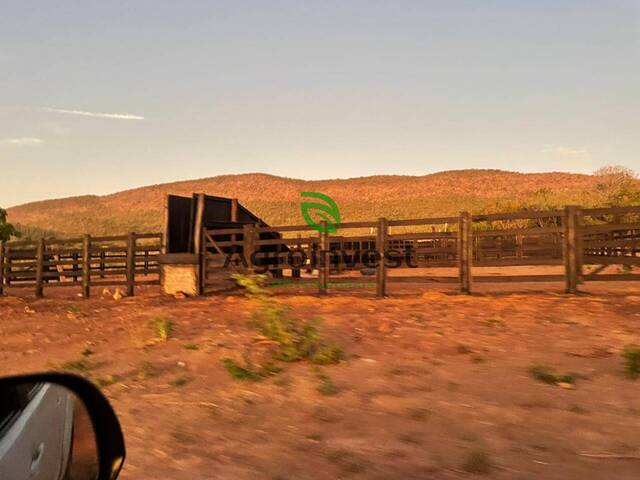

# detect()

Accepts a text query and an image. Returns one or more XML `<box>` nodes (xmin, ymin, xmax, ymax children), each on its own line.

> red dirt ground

<box><xmin>1</xmin><ymin>279</ymin><xmax>640</xmax><ymax>479</ymax></box>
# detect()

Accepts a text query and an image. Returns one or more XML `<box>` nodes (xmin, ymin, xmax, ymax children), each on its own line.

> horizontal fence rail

<box><xmin>201</xmin><ymin>205</ymin><xmax>640</xmax><ymax>296</ymax></box>
<box><xmin>3</xmin><ymin>204</ymin><xmax>639</xmax><ymax>299</ymax></box>
<box><xmin>0</xmin><ymin>233</ymin><xmax>162</xmax><ymax>298</ymax></box>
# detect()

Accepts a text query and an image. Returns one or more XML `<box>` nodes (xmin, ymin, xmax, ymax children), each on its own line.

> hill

<box><xmin>5</xmin><ymin>169</ymin><xmax>633</xmax><ymax>237</ymax></box>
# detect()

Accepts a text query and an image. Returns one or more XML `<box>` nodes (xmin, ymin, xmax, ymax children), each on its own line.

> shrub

<box><xmin>529</xmin><ymin>365</ymin><xmax>557</xmax><ymax>384</ymax></box>
<box><xmin>170</xmin><ymin>375</ymin><xmax>193</xmax><ymax>387</ymax></box>
<box><xmin>623</xmin><ymin>345</ymin><xmax>640</xmax><ymax>378</ymax></box>
<box><xmin>61</xmin><ymin>359</ymin><xmax>93</xmax><ymax>373</ymax></box>
<box><xmin>232</xmin><ymin>274</ymin><xmax>344</xmax><ymax>366</ymax></box>
<box><xmin>231</xmin><ymin>273</ymin><xmax>271</xmax><ymax>298</ymax></box>
<box><xmin>316</xmin><ymin>370</ymin><xmax>340</xmax><ymax>396</ymax></box>
<box><xmin>151</xmin><ymin>317</ymin><xmax>174</xmax><ymax>341</ymax></box>
<box><xmin>529</xmin><ymin>365</ymin><xmax>575</xmax><ymax>385</ymax></box>
<box><xmin>0</xmin><ymin>208</ymin><xmax>20</xmax><ymax>242</ymax></box>
<box><xmin>311</xmin><ymin>344</ymin><xmax>344</xmax><ymax>365</ymax></box>
<box><xmin>222</xmin><ymin>358</ymin><xmax>262</xmax><ymax>382</ymax></box>
<box><xmin>461</xmin><ymin>450</ymin><xmax>492</xmax><ymax>475</ymax></box>
<box><xmin>94</xmin><ymin>375</ymin><xmax>121</xmax><ymax>388</ymax></box>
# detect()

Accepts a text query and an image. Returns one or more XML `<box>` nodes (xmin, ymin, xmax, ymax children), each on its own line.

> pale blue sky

<box><xmin>1</xmin><ymin>1</ymin><xmax>639</xmax><ymax>207</ymax></box>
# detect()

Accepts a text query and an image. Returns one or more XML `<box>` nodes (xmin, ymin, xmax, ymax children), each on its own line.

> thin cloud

<box><xmin>0</xmin><ymin>137</ymin><xmax>43</xmax><ymax>146</ymax></box>
<box><xmin>541</xmin><ymin>146</ymin><xmax>594</xmax><ymax>171</ymax></box>
<box><xmin>542</xmin><ymin>146</ymin><xmax>590</xmax><ymax>157</ymax></box>
<box><xmin>40</xmin><ymin>106</ymin><xmax>144</xmax><ymax>120</ymax></box>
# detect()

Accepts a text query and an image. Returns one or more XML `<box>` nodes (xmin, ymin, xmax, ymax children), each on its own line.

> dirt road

<box><xmin>1</xmin><ymin>283</ymin><xmax>640</xmax><ymax>479</ymax></box>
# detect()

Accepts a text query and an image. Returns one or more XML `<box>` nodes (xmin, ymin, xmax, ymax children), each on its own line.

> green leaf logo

<box><xmin>300</xmin><ymin>192</ymin><xmax>341</xmax><ymax>233</ymax></box>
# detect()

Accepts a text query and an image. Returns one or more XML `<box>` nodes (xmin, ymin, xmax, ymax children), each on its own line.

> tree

<box><xmin>594</xmin><ymin>165</ymin><xmax>637</xmax><ymax>191</ymax></box>
<box><xmin>593</xmin><ymin>166</ymin><xmax>640</xmax><ymax>206</ymax></box>
<box><xmin>0</xmin><ymin>208</ymin><xmax>20</xmax><ymax>241</ymax></box>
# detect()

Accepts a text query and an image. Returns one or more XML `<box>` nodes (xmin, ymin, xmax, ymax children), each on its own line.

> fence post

<box><xmin>458</xmin><ymin>211</ymin><xmax>472</xmax><ymax>294</ymax></box>
<box><xmin>564</xmin><ymin>206</ymin><xmax>579</xmax><ymax>293</ymax></box>
<box><xmin>193</xmin><ymin>193</ymin><xmax>206</xmax><ymax>255</ymax></box>
<box><xmin>198</xmin><ymin>226</ymin><xmax>205</xmax><ymax>295</ymax></box>
<box><xmin>576</xmin><ymin>207</ymin><xmax>584</xmax><ymax>284</ymax></box>
<box><xmin>72</xmin><ymin>251</ymin><xmax>79</xmax><ymax>282</ymax></box>
<box><xmin>318</xmin><ymin>220</ymin><xmax>329</xmax><ymax>294</ymax></box>
<box><xmin>243</xmin><ymin>223</ymin><xmax>255</xmax><ymax>272</ymax></box>
<box><xmin>126</xmin><ymin>232</ymin><xmax>136</xmax><ymax>297</ymax></box>
<box><xmin>291</xmin><ymin>233</ymin><xmax>302</xmax><ymax>278</ymax></box>
<box><xmin>99</xmin><ymin>251</ymin><xmax>106</xmax><ymax>278</ymax></box>
<box><xmin>376</xmin><ymin>217</ymin><xmax>388</xmax><ymax>297</ymax></box>
<box><xmin>0</xmin><ymin>240</ymin><xmax>4</xmax><ymax>295</ymax></box>
<box><xmin>231</xmin><ymin>198</ymin><xmax>239</xmax><ymax>222</ymax></box>
<box><xmin>5</xmin><ymin>243</ymin><xmax>10</xmax><ymax>286</ymax></box>
<box><xmin>162</xmin><ymin>194</ymin><xmax>170</xmax><ymax>255</ymax></box>
<box><xmin>82</xmin><ymin>234</ymin><xmax>91</xmax><ymax>298</ymax></box>
<box><xmin>35</xmin><ymin>238</ymin><xmax>45</xmax><ymax>298</ymax></box>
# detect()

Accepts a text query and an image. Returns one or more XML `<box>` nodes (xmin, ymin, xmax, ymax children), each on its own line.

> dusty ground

<box><xmin>1</xmin><ymin>280</ymin><xmax>640</xmax><ymax>479</ymax></box>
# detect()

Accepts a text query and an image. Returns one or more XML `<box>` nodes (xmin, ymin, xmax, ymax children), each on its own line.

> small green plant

<box><xmin>557</xmin><ymin>374</ymin><xmax>575</xmax><ymax>384</ymax></box>
<box><xmin>461</xmin><ymin>450</ymin><xmax>492</xmax><ymax>475</ymax></box>
<box><xmin>61</xmin><ymin>359</ymin><xmax>93</xmax><ymax>373</ymax></box>
<box><xmin>222</xmin><ymin>358</ymin><xmax>262</xmax><ymax>381</ymax></box>
<box><xmin>170</xmin><ymin>375</ymin><xmax>193</xmax><ymax>387</ymax></box>
<box><xmin>316</xmin><ymin>371</ymin><xmax>340</xmax><ymax>396</ymax></box>
<box><xmin>529</xmin><ymin>365</ymin><xmax>575</xmax><ymax>385</ymax></box>
<box><xmin>233</xmin><ymin>273</ymin><xmax>343</xmax><ymax>366</ymax></box>
<box><xmin>311</xmin><ymin>344</ymin><xmax>344</xmax><ymax>365</ymax></box>
<box><xmin>81</xmin><ymin>348</ymin><xmax>94</xmax><ymax>357</ymax></box>
<box><xmin>94</xmin><ymin>375</ymin><xmax>121</xmax><ymax>388</ymax></box>
<box><xmin>529</xmin><ymin>365</ymin><xmax>557</xmax><ymax>384</ymax></box>
<box><xmin>251</xmin><ymin>305</ymin><xmax>342</xmax><ymax>364</ymax></box>
<box><xmin>232</xmin><ymin>273</ymin><xmax>271</xmax><ymax>298</ymax></box>
<box><xmin>623</xmin><ymin>345</ymin><xmax>640</xmax><ymax>378</ymax></box>
<box><xmin>151</xmin><ymin>317</ymin><xmax>174</xmax><ymax>341</ymax></box>
<box><xmin>184</xmin><ymin>343</ymin><xmax>199</xmax><ymax>351</ymax></box>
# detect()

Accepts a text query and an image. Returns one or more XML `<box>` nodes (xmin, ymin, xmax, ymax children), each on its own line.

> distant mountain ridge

<box><xmin>6</xmin><ymin>169</ymin><xmax>623</xmax><ymax>237</ymax></box>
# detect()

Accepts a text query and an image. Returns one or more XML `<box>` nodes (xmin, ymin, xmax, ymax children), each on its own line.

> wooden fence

<box><xmin>2</xmin><ymin>205</ymin><xmax>638</xmax><ymax>299</ymax></box>
<box><xmin>0</xmin><ymin>233</ymin><xmax>162</xmax><ymax>298</ymax></box>
<box><xmin>201</xmin><ymin>205</ymin><xmax>640</xmax><ymax>296</ymax></box>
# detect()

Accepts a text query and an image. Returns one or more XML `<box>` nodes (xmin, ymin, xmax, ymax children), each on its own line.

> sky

<box><xmin>1</xmin><ymin>0</ymin><xmax>639</xmax><ymax>207</ymax></box>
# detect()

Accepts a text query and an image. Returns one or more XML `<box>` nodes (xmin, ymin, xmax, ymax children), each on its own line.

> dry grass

<box><xmin>8</xmin><ymin>169</ymin><xmax>625</xmax><ymax>236</ymax></box>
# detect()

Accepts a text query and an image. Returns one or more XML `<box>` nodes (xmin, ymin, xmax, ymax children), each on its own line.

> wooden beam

<box><xmin>243</xmin><ymin>223</ymin><xmax>256</xmax><ymax>271</ymax></box>
<box><xmin>35</xmin><ymin>238</ymin><xmax>45</xmax><ymax>298</ymax></box>
<box><xmin>193</xmin><ymin>193</ymin><xmax>206</xmax><ymax>255</ymax></box>
<box><xmin>564</xmin><ymin>205</ymin><xmax>579</xmax><ymax>293</ymax></box>
<box><xmin>162</xmin><ymin>194</ymin><xmax>170</xmax><ymax>255</ymax></box>
<box><xmin>126</xmin><ymin>232</ymin><xmax>136</xmax><ymax>297</ymax></box>
<box><xmin>458</xmin><ymin>211</ymin><xmax>472</xmax><ymax>294</ymax></box>
<box><xmin>231</xmin><ymin>198</ymin><xmax>239</xmax><ymax>222</ymax></box>
<box><xmin>318</xmin><ymin>220</ymin><xmax>329</xmax><ymax>294</ymax></box>
<box><xmin>82</xmin><ymin>234</ymin><xmax>91</xmax><ymax>298</ymax></box>
<box><xmin>376</xmin><ymin>217</ymin><xmax>388</xmax><ymax>297</ymax></box>
<box><xmin>576</xmin><ymin>207</ymin><xmax>584</xmax><ymax>284</ymax></box>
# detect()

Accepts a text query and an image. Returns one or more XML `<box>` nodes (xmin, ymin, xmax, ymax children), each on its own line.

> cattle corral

<box><xmin>1</xmin><ymin>196</ymin><xmax>639</xmax><ymax>298</ymax></box>
<box><xmin>2</xmin><ymin>198</ymin><xmax>640</xmax><ymax>480</ymax></box>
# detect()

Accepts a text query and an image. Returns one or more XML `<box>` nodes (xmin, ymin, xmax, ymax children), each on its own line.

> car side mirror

<box><xmin>0</xmin><ymin>373</ymin><xmax>125</xmax><ymax>480</ymax></box>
